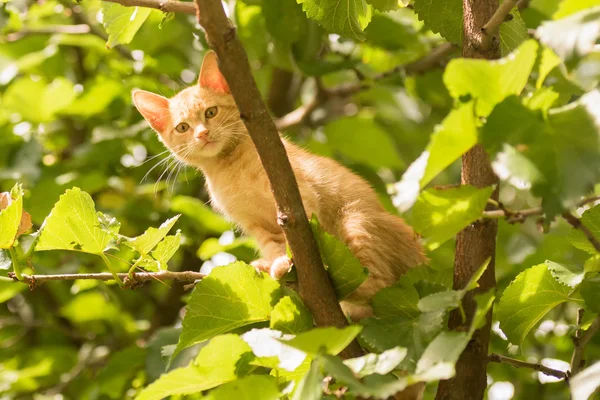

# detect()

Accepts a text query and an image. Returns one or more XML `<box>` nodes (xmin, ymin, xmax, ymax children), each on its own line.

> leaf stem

<box><xmin>100</xmin><ymin>253</ymin><xmax>124</xmax><ymax>286</ymax></box>
<box><xmin>8</xmin><ymin>247</ymin><xmax>23</xmax><ymax>281</ymax></box>
<box><xmin>128</xmin><ymin>256</ymin><xmax>144</xmax><ymax>277</ymax></box>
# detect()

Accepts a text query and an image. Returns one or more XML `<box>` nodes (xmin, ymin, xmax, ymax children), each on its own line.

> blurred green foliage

<box><xmin>1</xmin><ymin>0</ymin><xmax>600</xmax><ymax>398</ymax></box>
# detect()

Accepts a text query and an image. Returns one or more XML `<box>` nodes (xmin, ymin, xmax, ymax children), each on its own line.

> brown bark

<box><xmin>435</xmin><ymin>0</ymin><xmax>500</xmax><ymax>399</ymax></box>
<box><xmin>193</xmin><ymin>0</ymin><xmax>362</xmax><ymax>359</ymax></box>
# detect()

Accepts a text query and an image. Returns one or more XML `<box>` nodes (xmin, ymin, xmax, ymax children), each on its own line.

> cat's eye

<box><xmin>175</xmin><ymin>122</ymin><xmax>190</xmax><ymax>133</ymax></box>
<box><xmin>205</xmin><ymin>106</ymin><xmax>218</xmax><ymax>119</ymax></box>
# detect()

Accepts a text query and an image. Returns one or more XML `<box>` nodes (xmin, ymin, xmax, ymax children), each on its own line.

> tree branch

<box><xmin>571</xmin><ymin>313</ymin><xmax>600</xmax><ymax>374</ymax></box>
<box><xmin>193</xmin><ymin>0</ymin><xmax>362</xmax><ymax>359</ymax></box>
<box><xmin>275</xmin><ymin>43</ymin><xmax>456</xmax><ymax>131</ymax></box>
<box><xmin>481</xmin><ymin>0</ymin><xmax>520</xmax><ymax>49</ymax></box>
<box><xmin>102</xmin><ymin>0</ymin><xmax>196</xmax><ymax>14</ymax></box>
<box><xmin>489</xmin><ymin>353</ymin><xmax>569</xmax><ymax>380</ymax></box>
<box><xmin>483</xmin><ymin>196</ymin><xmax>600</xmax><ymax>223</ymax></box>
<box><xmin>8</xmin><ymin>271</ymin><xmax>205</xmax><ymax>288</ymax></box>
<box><xmin>562</xmin><ymin>213</ymin><xmax>600</xmax><ymax>253</ymax></box>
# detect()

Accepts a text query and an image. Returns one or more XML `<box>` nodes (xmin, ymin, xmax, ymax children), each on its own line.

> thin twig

<box><xmin>571</xmin><ymin>314</ymin><xmax>600</xmax><ymax>375</ymax></box>
<box><xmin>481</xmin><ymin>0</ymin><xmax>520</xmax><ymax>49</ymax></box>
<box><xmin>563</xmin><ymin>213</ymin><xmax>600</xmax><ymax>253</ymax></box>
<box><xmin>4</xmin><ymin>25</ymin><xmax>90</xmax><ymax>42</ymax></box>
<box><xmin>483</xmin><ymin>195</ymin><xmax>600</xmax><ymax>223</ymax></box>
<box><xmin>102</xmin><ymin>0</ymin><xmax>196</xmax><ymax>14</ymax></box>
<box><xmin>489</xmin><ymin>353</ymin><xmax>569</xmax><ymax>380</ymax></box>
<box><xmin>8</xmin><ymin>271</ymin><xmax>204</xmax><ymax>288</ymax></box>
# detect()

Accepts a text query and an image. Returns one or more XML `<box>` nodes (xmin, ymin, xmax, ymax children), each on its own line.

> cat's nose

<box><xmin>194</xmin><ymin>125</ymin><xmax>209</xmax><ymax>141</ymax></box>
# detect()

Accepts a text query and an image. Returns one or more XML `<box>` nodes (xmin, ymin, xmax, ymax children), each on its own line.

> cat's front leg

<box><xmin>248</xmin><ymin>226</ymin><xmax>292</xmax><ymax>280</ymax></box>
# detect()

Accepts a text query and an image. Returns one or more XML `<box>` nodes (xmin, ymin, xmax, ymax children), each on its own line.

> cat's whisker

<box><xmin>141</xmin><ymin>154</ymin><xmax>175</xmax><ymax>184</ymax></box>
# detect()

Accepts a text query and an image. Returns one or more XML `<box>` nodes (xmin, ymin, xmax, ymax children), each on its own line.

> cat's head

<box><xmin>132</xmin><ymin>51</ymin><xmax>246</xmax><ymax>165</ymax></box>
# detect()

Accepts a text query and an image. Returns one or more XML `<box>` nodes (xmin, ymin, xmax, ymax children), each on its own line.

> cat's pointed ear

<box><xmin>199</xmin><ymin>50</ymin><xmax>230</xmax><ymax>93</ymax></box>
<box><xmin>132</xmin><ymin>90</ymin><xmax>170</xmax><ymax>133</ymax></box>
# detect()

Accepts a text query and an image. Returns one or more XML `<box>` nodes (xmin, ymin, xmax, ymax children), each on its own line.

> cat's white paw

<box><xmin>250</xmin><ymin>256</ymin><xmax>292</xmax><ymax>280</ymax></box>
<box><xmin>250</xmin><ymin>259</ymin><xmax>271</xmax><ymax>274</ymax></box>
<box><xmin>269</xmin><ymin>256</ymin><xmax>292</xmax><ymax>280</ymax></box>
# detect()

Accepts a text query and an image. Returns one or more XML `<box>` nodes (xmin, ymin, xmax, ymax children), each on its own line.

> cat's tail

<box><xmin>336</xmin><ymin>208</ymin><xmax>427</xmax><ymax>317</ymax></box>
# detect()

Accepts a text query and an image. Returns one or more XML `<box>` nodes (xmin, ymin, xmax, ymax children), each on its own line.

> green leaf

<box><xmin>497</xmin><ymin>263</ymin><xmax>573</xmax><ymax>347</ymax></box>
<box><xmin>500</xmin><ymin>9</ymin><xmax>528</xmax><ymax>56</ymax></box>
<box><xmin>206</xmin><ymin>375</ymin><xmax>280</xmax><ymax>400</ymax></box>
<box><xmin>554</xmin><ymin>0</ymin><xmax>600</xmax><ymax>18</ymax></box>
<box><xmin>414</xmin><ymin>331</ymin><xmax>470</xmax><ymax>380</ymax></box>
<box><xmin>170</xmin><ymin>195</ymin><xmax>232</xmax><ymax>234</ymax></box>
<box><xmin>101</xmin><ymin>2</ymin><xmax>152</xmax><ymax>48</ymax></box>
<box><xmin>418</xmin><ymin>290</ymin><xmax>463</xmax><ymax>313</ymax></box>
<box><xmin>62</xmin><ymin>79</ymin><xmax>123</xmax><ymax>117</ymax></box>
<box><xmin>443</xmin><ymin>39</ymin><xmax>538</xmax><ymax>116</ymax></box>
<box><xmin>297</xmin><ymin>0</ymin><xmax>372</xmax><ymax>40</ymax></box>
<box><xmin>280</xmin><ymin>326</ymin><xmax>362</xmax><ymax>356</ymax></box>
<box><xmin>3</xmin><ymin>77</ymin><xmax>76</xmax><ymax>123</ymax></box>
<box><xmin>125</xmin><ymin>215</ymin><xmax>180</xmax><ymax>256</ymax></box>
<box><xmin>0</xmin><ymin>184</ymin><xmax>23</xmax><ymax>249</ymax></box>
<box><xmin>263</xmin><ymin>0</ymin><xmax>308</xmax><ymax>44</ymax></box>
<box><xmin>174</xmin><ymin>262</ymin><xmax>281</xmax><ymax>357</ymax></box>
<box><xmin>198</xmin><ymin>236</ymin><xmax>257</xmax><ymax>262</ymax></box>
<box><xmin>568</xmin><ymin>205</ymin><xmax>600</xmax><ymax>254</ymax></box>
<box><xmin>410</xmin><ymin>185</ymin><xmax>495</xmax><ymax>251</ymax></box>
<box><xmin>321</xmin><ymin>354</ymin><xmax>410</xmax><ymax>399</ymax></box>
<box><xmin>546</xmin><ymin>260</ymin><xmax>585</xmax><ymax>287</ymax></box>
<box><xmin>537</xmin><ymin>46</ymin><xmax>562</xmax><ymax>88</ymax></box>
<box><xmin>291</xmin><ymin>359</ymin><xmax>323</xmax><ymax>400</ymax></box>
<box><xmin>344</xmin><ymin>347</ymin><xmax>407</xmax><ymax>377</ymax></box>
<box><xmin>372</xmin><ymin>285</ymin><xmax>420</xmax><ymax>318</ymax></box>
<box><xmin>580</xmin><ymin>275</ymin><xmax>600</xmax><ymax>313</ymax></box>
<box><xmin>570</xmin><ymin>361</ymin><xmax>600</xmax><ymax>400</ymax></box>
<box><xmin>414</xmin><ymin>0</ymin><xmax>462</xmax><ymax>45</ymax></box>
<box><xmin>470</xmin><ymin>290</ymin><xmax>496</xmax><ymax>335</ymax></box>
<box><xmin>392</xmin><ymin>102</ymin><xmax>478</xmax><ymax>212</ymax></box>
<box><xmin>137</xmin><ymin>334</ymin><xmax>252</xmax><ymax>400</ymax></box>
<box><xmin>364</xmin><ymin>13</ymin><xmax>420</xmax><ymax>51</ymax></box>
<box><xmin>360</xmin><ymin>311</ymin><xmax>444</xmax><ymax>370</ymax></box>
<box><xmin>36</xmin><ymin>187</ymin><xmax>119</xmax><ymax>254</ymax></box>
<box><xmin>135</xmin><ymin>367</ymin><xmax>206</xmax><ymax>400</ymax></box>
<box><xmin>324</xmin><ymin>116</ymin><xmax>403</xmax><ymax>170</ymax></box>
<box><xmin>537</xmin><ymin>6</ymin><xmax>600</xmax><ymax>65</ymax></box>
<box><xmin>270</xmin><ymin>294</ymin><xmax>314</xmax><ymax>334</ymax></box>
<box><xmin>138</xmin><ymin>232</ymin><xmax>181</xmax><ymax>272</ymax></box>
<box><xmin>310</xmin><ymin>216</ymin><xmax>369</xmax><ymax>299</ymax></box>
<box><xmin>367</xmin><ymin>0</ymin><xmax>397</xmax><ymax>11</ymax></box>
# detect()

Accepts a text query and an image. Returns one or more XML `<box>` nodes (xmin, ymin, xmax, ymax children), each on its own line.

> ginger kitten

<box><xmin>132</xmin><ymin>51</ymin><xmax>427</xmax><ymax>321</ymax></box>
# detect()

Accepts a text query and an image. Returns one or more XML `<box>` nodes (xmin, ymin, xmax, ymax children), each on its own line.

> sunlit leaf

<box><xmin>280</xmin><ymin>326</ymin><xmax>362</xmax><ymax>356</ymax></box>
<box><xmin>410</xmin><ymin>185</ymin><xmax>495</xmax><ymax>251</ymax></box>
<box><xmin>101</xmin><ymin>3</ymin><xmax>153</xmax><ymax>48</ymax></box>
<box><xmin>36</xmin><ymin>187</ymin><xmax>119</xmax><ymax>254</ymax></box>
<box><xmin>498</xmin><ymin>263</ymin><xmax>574</xmax><ymax>347</ymax></box>
<box><xmin>174</xmin><ymin>262</ymin><xmax>281</xmax><ymax>358</ymax></box>
<box><xmin>297</xmin><ymin>0</ymin><xmax>372</xmax><ymax>40</ymax></box>
<box><xmin>444</xmin><ymin>39</ymin><xmax>538</xmax><ymax>116</ymax></box>
<box><xmin>138</xmin><ymin>334</ymin><xmax>252</xmax><ymax>400</ymax></box>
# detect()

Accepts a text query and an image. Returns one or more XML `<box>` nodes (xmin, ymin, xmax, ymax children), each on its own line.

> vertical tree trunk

<box><xmin>435</xmin><ymin>0</ymin><xmax>500</xmax><ymax>399</ymax></box>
